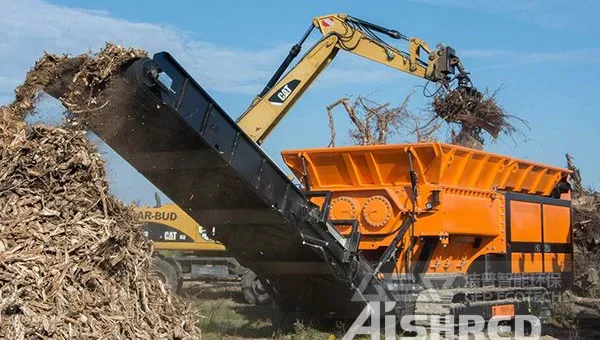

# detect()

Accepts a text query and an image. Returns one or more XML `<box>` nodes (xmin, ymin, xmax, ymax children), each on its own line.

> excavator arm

<box><xmin>237</xmin><ymin>13</ymin><xmax>473</xmax><ymax>144</ymax></box>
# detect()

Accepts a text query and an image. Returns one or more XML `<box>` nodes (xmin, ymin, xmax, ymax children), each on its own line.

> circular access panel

<box><xmin>330</xmin><ymin>196</ymin><xmax>358</xmax><ymax>220</ymax></box>
<box><xmin>362</xmin><ymin>195</ymin><xmax>392</xmax><ymax>228</ymax></box>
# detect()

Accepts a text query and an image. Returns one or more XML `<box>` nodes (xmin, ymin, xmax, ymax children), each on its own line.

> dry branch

<box><xmin>431</xmin><ymin>87</ymin><xmax>526</xmax><ymax>149</ymax></box>
<box><xmin>327</xmin><ymin>94</ymin><xmax>412</xmax><ymax>146</ymax></box>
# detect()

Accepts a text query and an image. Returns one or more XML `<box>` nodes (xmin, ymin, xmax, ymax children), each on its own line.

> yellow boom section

<box><xmin>237</xmin><ymin>13</ymin><xmax>466</xmax><ymax>144</ymax></box>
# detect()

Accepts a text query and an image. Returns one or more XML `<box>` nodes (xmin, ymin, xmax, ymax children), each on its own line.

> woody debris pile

<box><xmin>0</xmin><ymin>44</ymin><xmax>200</xmax><ymax>339</ymax></box>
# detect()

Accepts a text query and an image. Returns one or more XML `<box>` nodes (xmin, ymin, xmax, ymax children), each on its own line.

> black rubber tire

<box><xmin>152</xmin><ymin>257</ymin><xmax>181</xmax><ymax>293</ymax></box>
<box><xmin>241</xmin><ymin>270</ymin><xmax>271</xmax><ymax>305</ymax></box>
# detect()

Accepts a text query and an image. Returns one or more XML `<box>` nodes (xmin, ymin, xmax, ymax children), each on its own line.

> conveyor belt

<box><xmin>86</xmin><ymin>52</ymin><xmax>390</xmax><ymax>318</ymax></box>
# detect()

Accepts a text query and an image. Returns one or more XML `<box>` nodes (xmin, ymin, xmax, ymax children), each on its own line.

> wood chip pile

<box><xmin>0</xmin><ymin>44</ymin><xmax>200</xmax><ymax>339</ymax></box>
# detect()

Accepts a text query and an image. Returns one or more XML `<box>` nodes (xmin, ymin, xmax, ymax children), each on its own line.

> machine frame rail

<box><xmin>89</xmin><ymin>52</ymin><xmax>390</xmax><ymax>317</ymax></box>
<box><xmin>145</xmin><ymin>52</ymin><xmax>353</xmax><ymax>266</ymax></box>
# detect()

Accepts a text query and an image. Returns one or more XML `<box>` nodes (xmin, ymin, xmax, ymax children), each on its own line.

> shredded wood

<box><xmin>0</xmin><ymin>44</ymin><xmax>200</xmax><ymax>339</ymax></box>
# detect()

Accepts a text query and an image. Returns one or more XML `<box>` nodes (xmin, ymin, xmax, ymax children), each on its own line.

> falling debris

<box><xmin>432</xmin><ymin>88</ymin><xmax>525</xmax><ymax>149</ymax></box>
<box><xmin>4</xmin><ymin>43</ymin><xmax>146</xmax><ymax>122</ymax></box>
<box><xmin>567</xmin><ymin>153</ymin><xmax>585</xmax><ymax>197</ymax></box>
<box><xmin>0</xmin><ymin>44</ymin><xmax>200</xmax><ymax>339</ymax></box>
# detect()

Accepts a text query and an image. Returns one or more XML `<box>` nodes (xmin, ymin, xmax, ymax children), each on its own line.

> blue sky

<box><xmin>1</xmin><ymin>0</ymin><xmax>599</xmax><ymax>205</ymax></box>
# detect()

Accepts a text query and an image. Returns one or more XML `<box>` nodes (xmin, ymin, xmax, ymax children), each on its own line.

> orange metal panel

<box><xmin>341</xmin><ymin>153</ymin><xmax>361</xmax><ymax>186</ymax></box>
<box><xmin>512</xmin><ymin>253</ymin><xmax>544</xmax><ymax>273</ymax></box>
<box><xmin>282</xmin><ymin>143</ymin><xmax>570</xmax><ymax>195</ymax></box>
<box><xmin>510</xmin><ymin>201</ymin><xmax>542</xmax><ymax>242</ymax></box>
<box><xmin>436</xmin><ymin>191</ymin><xmax>502</xmax><ymax>237</ymax></box>
<box><xmin>543</xmin><ymin>205</ymin><xmax>571</xmax><ymax>244</ymax></box>
<box><xmin>427</xmin><ymin>236</ymin><xmax>506</xmax><ymax>274</ymax></box>
<box><xmin>544</xmin><ymin>253</ymin><xmax>572</xmax><ymax>273</ymax></box>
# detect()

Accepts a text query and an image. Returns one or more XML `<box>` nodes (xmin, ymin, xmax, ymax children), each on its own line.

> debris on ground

<box><xmin>573</xmin><ymin>196</ymin><xmax>600</xmax><ymax>298</ymax></box>
<box><xmin>431</xmin><ymin>87</ymin><xmax>524</xmax><ymax>149</ymax></box>
<box><xmin>548</xmin><ymin>155</ymin><xmax>600</xmax><ymax>334</ymax></box>
<box><xmin>0</xmin><ymin>44</ymin><xmax>200</xmax><ymax>339</ymax></box>
<box><xmin>551</xmin><ymin>291</ymin><xmax>600</xmax><ymax>337</ymax></box>
<box><xmin>569</xmin><ymin>160</ymin><xmax>600</xmax><ymax>299</ymax></box>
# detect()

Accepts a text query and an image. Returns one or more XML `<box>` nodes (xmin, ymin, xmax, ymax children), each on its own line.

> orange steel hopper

<box><xmin>282</xmin><ymin>143</ymin><xmax>572</xmax><ymax>276</ymax></box>
<box><xmin>282</xmin><ymin>143</ymin><xmax>568</xmax><ymax>196</ymax></box>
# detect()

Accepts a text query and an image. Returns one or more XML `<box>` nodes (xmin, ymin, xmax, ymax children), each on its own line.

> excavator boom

<box><xmin>237</xmin><ymin>13</ymin><xmax>470</xmax><ymax>144</ymax></box>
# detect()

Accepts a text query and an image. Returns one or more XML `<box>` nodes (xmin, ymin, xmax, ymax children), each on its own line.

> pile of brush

<box><xmin>549</xmin><ymin>156</ymin><xmax>600</xmax><ymax>333</ymax></box>
<box><xmin>432</xmin><ymin>87</ymin><xmax>520</xmax><ymax>149</ymax></box>
<box><xmin>573</xmin><ymin>196</ymin><xmax>600</xmax><ymax>297</ymax></box>
<box><xmin>565</xmin><ymin>154</ymin><xmax>600</xmax><ymax>298</ymax></box>
<box><xmin>551</xmin><ymin>188</ymin><xmax>600</xmax><ymax>332</ymax></box>
<box><xmin>0</xmin><ymin>45</ymin><xmax>200</xmax><ymax>339</ymax></box>
<box><xmin>572</xmin><ymin>193</ymin><xmax>600</xmax><ymax>298</ymax></box>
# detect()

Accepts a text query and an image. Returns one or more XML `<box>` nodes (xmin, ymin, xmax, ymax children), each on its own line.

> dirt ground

<box><xmin>183</xmin><ymin>281</ymin><xmax>600</xmax><ymax>340</ymax></box>
<box><xmin>183</xmin><ymin>282</ymin><xmax>340</xmax><ymax>340</ymax></box>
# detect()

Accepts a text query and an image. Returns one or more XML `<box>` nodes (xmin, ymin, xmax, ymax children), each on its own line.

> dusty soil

<box><xmin>188</xmin><ymin>281</ymin><xmax>600</xmax><ymax>340</ymax></box>
<box><xmin>184</xmin><ymin>282</ymin><xmax>339</xmax><ymax>340</ymax></box>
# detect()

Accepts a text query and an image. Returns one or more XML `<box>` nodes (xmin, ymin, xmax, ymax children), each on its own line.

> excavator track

<box><xmin>82</xmin><ymin>52</ymin><xmax>391</xmax><ymax>318</ymax></box>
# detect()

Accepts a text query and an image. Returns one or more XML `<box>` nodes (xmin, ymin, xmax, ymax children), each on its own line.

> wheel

<box><xmin>241</xmin><ymin>270</ymin><xmax>270</xmax><ymax>305</ymax></box>
<box><xmin>152</xmin><ymin>256</ymin><xmax>181</xmax><ymax>293</ymax></box>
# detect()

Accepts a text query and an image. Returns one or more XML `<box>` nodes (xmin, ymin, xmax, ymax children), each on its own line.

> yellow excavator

<box><xmin>135</xmin><ymin>12</ymin><xmax>474</xmax><ymax>305</ymax></box>
<box><xmin>135</xmin><ymin>195</ymin><xmax>270</xmax><ymax>304</ymax></box>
